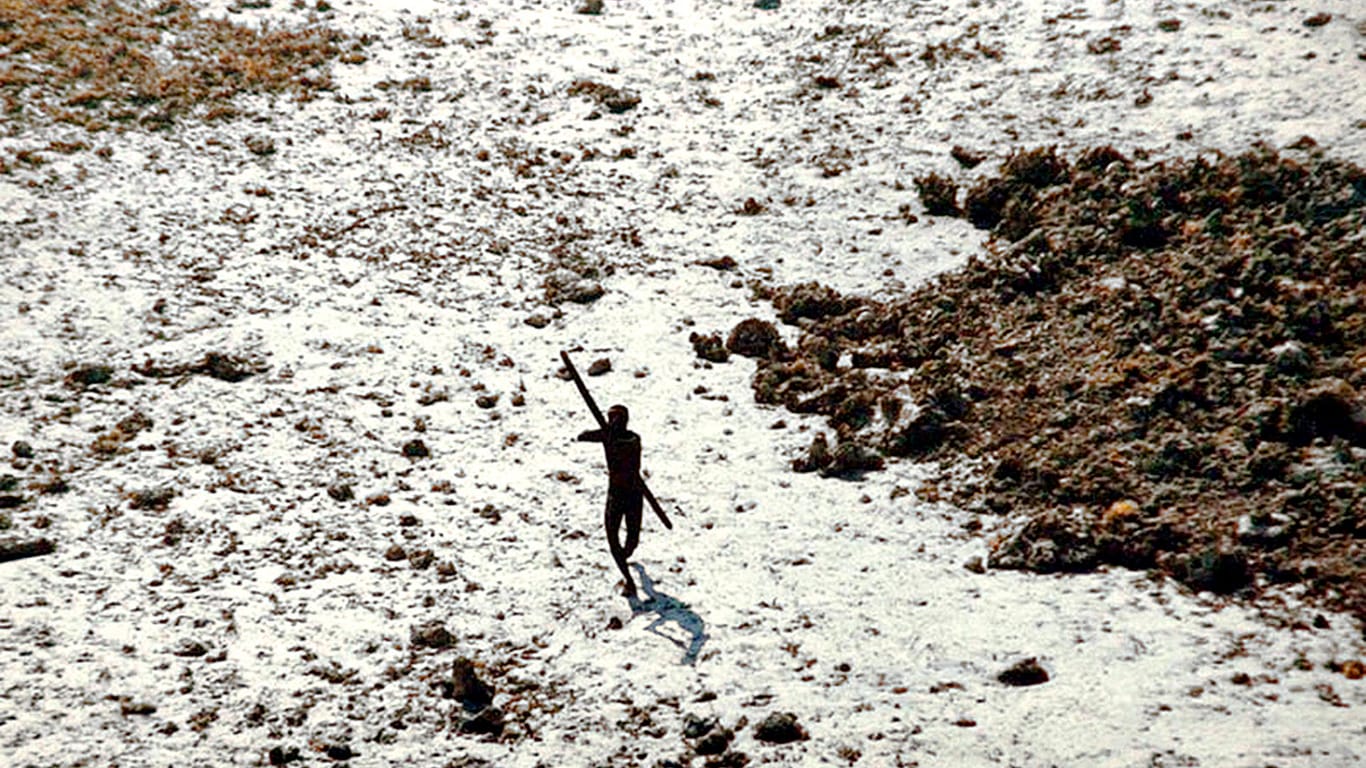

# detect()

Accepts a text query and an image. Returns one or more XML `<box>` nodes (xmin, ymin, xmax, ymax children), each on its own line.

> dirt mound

<box><xmin>744</xmin><ymin>144</ymin><xmax>1366</xmax><ymax>621</ymax></box>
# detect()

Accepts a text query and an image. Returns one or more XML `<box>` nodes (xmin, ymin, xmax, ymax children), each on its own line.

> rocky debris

<box><xmin>739</xmin><ymin>145</ymin><xmax>1366</xmax><ymax>620</ymax></box>
<box><xmin>791</xmin><ymin>432</ymin><xmax>883</xmax><ymax>477</ymax></box>
<box><xmin>475</xmin><ymin>393</ymin><xmax>499</xmax><ymax>409</ymax></box>
<box><xmin>567</xmin><ymin>80</ymin><xmax>639</xmax><ymax>113</ymax></box>
<box><xmin>173</xmin><ymin>639</ymin><xmax>209</xmax><ymax>658</ymax></box>
<box><xmin>997</xmin><ymin>658</ymin><xmax>1050</xmax><ymax>687</ymax></box>
<box><xmin>0</xmin><ymin>494</ymin><xmax>22</xmax><ymax>509</ymax></box>
<box><xmin>542</xmin><ymin>270</ymin><xmax>605</xmax><ymax>304</ymax></box>
<box><xmin>727</xmin><ymin>318</ymin><xmax>785</xmax><ymax>359</ymax></box>
<box><xmin>323</xmin><ymin>744</ymin><xmax>354</xmax><ymax>761</ymax></box>
<box><xmin>456</xmin><ymin>705</ymin><xmax>504</xmax><ymax>736</ymax></box>
<box><xmin>683</xmin><ymin>714</ymin><xmax>718</xmax><ymax>739</ymax></box>
<box><xmin>576</xmin><ymin>0</ymin><xmax>604</xmax><ymax>15</ymax></box>
<box><xmin>127</xmin><ymin>487</ymin><xmax>176</xmax><ymax>511</ymax></box>
<box><xmin>752</xmin><ymin>711</ymin><xmax>807</xmax><ymax>744</ymax></box>
<box><xmin>523</xmin><ymin>313</ymin><xmax>550</xmax><ymax>329</ymax></box>
<box><xmin>327</xmin><ymin>483</ymin><xmax>354</xmax><ymax>502</ymax></box>
<box><xmin>1302</xmin><ymin>12</ymin><xmax>1332</xmax><ymax>28</ymax></box>
<box><xmin>587</xmin><ymin>358</ymin><xmax>612</xmax><ymax>376</ymax></box>
<box><xmin>695</xmin><ymin>255</ymin><xmax>737</xmax><ymax>271</ymax></box>
<box><xmin>915</xmin><ymin>172</ymin><xmax>960</xmax><ymax>216</ymax></box>
<box><xmin>0</xmin><ymin>537</ymin><xmax>56</xmax><ymax>563</ymax></box>
<box><xmin>951</xmin><ymin>145</ymin><xmax>986</xmax><ymax>168</ymax></box>
<box><xmin>244</xmin><ymin>134</ymin><xmax>276</xmax><ymax>156</ymax></box>
<box><xmin>402</xmin><ymin>439</ymin><xmax>430</xmax><ymax>458</ymax></box>
<box><xmin>692</xmin><ymin>726</ymin><xmax>734</xmax><ymax>755</ymax></box>
<box><xmin>754</xmin><ymin>0</ymin><xmax>779</xmax><ymax>9</ymax></box>
<box><xmin>445</xmin><ymin>657</ymin><xmax>495</xmax><ymax>711</ymax></box>
<box><xmin>11</xmin><ymin>441</ymin><xmax>33</xmax><ymax>459</ymax></box>
<box><xmin>410</xmin><ymin>621</ymin><xmax>454</xmax><ymax>649</ymax></box>
<box><xmin>134</xmin><ymin>352</ymin><xmax>266</xmax><ymax>383</ymax></box>
<box><xmin>64</xmin><ymin>364</ymin><xmax>114</xmax><ymax>388</ymax></box>
<box><xmin>267</xmin><ymin>746</ymin><xmax>301</xmax><ymax>765</ymax></box>
<box><xmin>690</xmin><ymin>332</ymin><xmax>730</xmax><ymax>363</ymax></box>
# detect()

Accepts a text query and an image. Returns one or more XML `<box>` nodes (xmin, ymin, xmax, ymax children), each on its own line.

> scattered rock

<box><xmin>0</xmin><ymin>537</ymin><xmax>56</xmax><ymax>563</ymax></box>
<box><xmin>408</xmin><ymin>549</ymin><xmax>434</xmax><ymax>569</ymax></box>
<box><xmin>457</xmin><ymin>706</ymin><xmax>505</xmax><ymax>736</ymax></box>
<box><xmin>0</xmin><ymin>495</ymin><xmax>22</xmax><ymax>509</ymax></box>
<box><xmin>690</xmin><ymin>332</ymin><xmax>730</xmax><ymax>363</ymax></box>
<box><xmin>127</xmin><ymin>487</ymin><xmax>176</xmax><ymax>511</ymax></box>
<box><xmin>962</xmin><ymin>555</ymin><xmax>985</xmax><ymax>574</ymax></box>
<box><xmin>447</xmin><ymin>657</ymin><xmax>495</xmax><ymax>711</ymax></box>
<box><xmin>727</xmin><ymin>319</ymin><xmax>785</xmax><ymax>359</ymax></box>
<box><xmin>544</xmin><ymin>270</ymin><xmax>605</xmax><ymax>304</ymax></box>
<box><xmin>410</xmin><ymin>621</ymin><xmax>454</xmax><ymax>649</ymax></box>
<box><xmin>11</xmin><ymin>441</ymin><xmax>33</xmax><ymax>459</ymax></box>
<box><xmin>475</xmin><ymin>393</ymin><xmax>499</xmax><ymax>409</ymax></box>
<box><xmin>915</xmin><ymin>172</ymin><xmax>960</xmax><ymax>216</ymax></box>
<box><xmin>683</xmin><ymin>714</ymin><xmax>717</xmax><ymax>739</ymax></box>
<box><xmin>402</xmin><ymin>439</ymin><xmax>430</xmax><ymax>458</ymax></box>
<box><xmin>524</xmin><ymin>313</ymin><xmax>550</xmax><ymax>329</ymax></box>
<box><xmin>695</xmin><ymin>255</ymin><xmax>737</xmax><ymax>271</ymax></box>
<box><xmin>950</xmin><ymin>145</ymin><xmax>986</xmax><ymax>168</ymax></box>
<box><xmin>1302</xmin><ymin>12</ymin><xmax>1332</xmax><ymax>27</ymax></box>
<box><xmin>693</xmin><ymin>727</ymin><xmax>733</xmax><ymax>755</ymax></box>
<box><xmin>327</xmin><ymin>483</ymin><xmax>354</xmax><ymax>502</ymax></box>
<box><xmin>173</xmin><ymin>639</ymin><xmax>209</xmax><ymax>658</ymax></box>
<box><xmin>587</xmin><ymin>358</ymin><xmax>612</xmax><ymax>376</ymax></box>
<box><xmin>753</xmin><ymin>0</ymin><xmax>779</xmax><ymax>9</ymax></box>
<box><xmin>576</xmin><ymin>0</ymin><xmax>604</xmax><ymax>15</ymax></box>
<box><xmin>268</xmin><ymin>746</ymin><xmax>301</xmax><ymax>765</ymax></box>
<box><xmin>65</xmin><ymin>364</ymin><xmax>114</xmax><ymax>388</ymax></box>
<box><xmin>1157</xmin><ymin>18</ymin><xmax>1181</xmax><ymax>32</ymax></box>
<box><xmin>1173</xmin><ymin>544</ymin><xmax>1251</xmax><ymax>594</ymax></box>
<box><xmin>245</xmin><ymin>134</ymin><xmax>276</xmax><ymax>156</ymax></box>
<box><xmin>323</xmin><ymin>744</ymin><xmax>354</xmax><ymax>761</ymax></box>
<box><xmin>753</xmin><ymin>711</ymin><xmax>807</xmax><ymax>744</ymax></box>
<box><xmin>997</xmin><ymin>657</ymin><xmax>1050</xmax><ymax>687</ymax></box>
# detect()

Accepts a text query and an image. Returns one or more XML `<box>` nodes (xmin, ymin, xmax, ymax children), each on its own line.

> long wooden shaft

<box><xmin>560</xmin><ymin>351</ymin><xmax>673</xmax><ymax>530</ymax></box>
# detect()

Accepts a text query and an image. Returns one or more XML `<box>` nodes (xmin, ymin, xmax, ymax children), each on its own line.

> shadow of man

<box><xmin>627</xmin><ymin>564</ymin><xmax>708</xmax><ymax>666</ymax></box>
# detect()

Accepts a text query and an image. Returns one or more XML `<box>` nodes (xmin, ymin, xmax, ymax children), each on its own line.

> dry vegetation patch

<box><xmin>0</xmin><ymin>0</ymin><xmax>353</xmax><ymax>135</ymax></box>
<box><xmin>743</xmin><ymin>144</ymin><xmax>1366</xmax><ymax>621</ymax></box>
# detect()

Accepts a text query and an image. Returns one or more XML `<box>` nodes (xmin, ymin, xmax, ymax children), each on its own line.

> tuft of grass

<box><xmin>0</xmin><ymin>0</ymin><xmax>355</xmax><ymax>132</ymax></box>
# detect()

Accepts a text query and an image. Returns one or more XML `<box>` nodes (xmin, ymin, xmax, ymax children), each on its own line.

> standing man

<box><xmin>577</xmin><ymin>404</ymin><xmax>645</xmax><ymax>598</ymax></box>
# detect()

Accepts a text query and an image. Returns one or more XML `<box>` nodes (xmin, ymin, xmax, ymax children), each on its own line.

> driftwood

<box><xmin>0</xmin><ymin>537</ymin><xmax>55</xmax><ymax>563</ymax></box>
<box><xmin>561</xmin><ymin>350</ymin><xmax>673</xmax><ymax>530</ymax></box>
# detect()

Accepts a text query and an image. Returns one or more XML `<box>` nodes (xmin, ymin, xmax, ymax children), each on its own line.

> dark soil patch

<box><xmin>743</xmin><ymin>144</ymin><xmax>1366</xmax><ymax>623</ymax></box>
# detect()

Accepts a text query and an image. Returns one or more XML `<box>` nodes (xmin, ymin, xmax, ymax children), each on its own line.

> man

<box><xmin>576</xmin><ymin>404</ymin><xmax>644</xmax><ymax>598</ymax></box>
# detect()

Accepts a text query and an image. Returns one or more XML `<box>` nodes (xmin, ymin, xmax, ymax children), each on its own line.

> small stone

<box><xmin>753</xmin><ymin>712</ymin><xmax>807</xmax><ymax>743</ymax></box>
<box><xmin>524</xmin><ymin>314</ymin><xmax>550</xmax><ymax>329</ymax></box>
<box><xmin>727</xmin><ymin>319</ymin><xmax>785</xmax><ymax>359</ymax></box>
<box><xmin>327</xmin><ymin>483</ymin><xmax>354</xmax><ymax>502</ymax></box>
<box><xmin>475</xmin><ymin>394</ymin><xmax>500</xmax><ymax>409</ymax></box>
<box><xmin>1156</xmin><ymin>18</ymin><xmax>1181</xmax><ymax>32</ymax></box>
<box><xmin>753</xmin><ymin>0</ymin><xmax>779</xmax><ymax>9</ymax></box>
<box><xmin>11</xmin><ymin>441</ymin><xmax>33</xmax><ymax>459</ymax></box>
<box><xmin>402</xmin><ymin>439</ymin><xmax>430</xmax><ymax>458</ymax></box>
<box><xmin>683</xmin><ymin>713</ymin><xmax>716</xmax><ymax>739</ymax></box>
<box><xmin>408</xmin><ymin>549</ymin><xmax>434</xmax><ymax>570</ymax></box>
<box><xmin>324</xmin><ymin>745</ymin><xmax>354</xmax><ymax>761</ymax></box>
<box><xmin>576</xmin><ymin>0</ymin><xmax>603</xmax><ymax>14</ymax></box>
<box><xmin>65</xmin><ymin>364</ymin><xmax>114</xmax><ymax>388</ymax></box>
<box><xmin>449</xmin><ymin>657</ymin><xmax>495</xmax><ymax>711</ymax></box>
<box><xmin>606</xmin><ymin>616</ymin><xmax>624</xmax><ymax>630</ymax></box>
<box><xmin>385</xmin><ymin>544</ymin><xmax>407</xmax><ymax>562</ymax></box>
<box><xmin>245</xmin><ymin>134</ymin><xmax>276</xmax><ymax>156</ymax></box>
<box><xmin>268</xmin><ymin>746</ymin><xmax>301</xmax><ymax>765</ymax></box>
<box><xmin>997</xmin><ymin>657</ymin><xmax>1050</xmax><ymax>687</ymax></box>
<box><xmin>410</xmin><ymin>620</ymin><xmax>454</xmax><ymax>649</ymax></box>
<box><xmin>690</xmin><ymin>332</ymin><xmax>729</xmax><ymax>363</ymax></box>
<box><xmin>963</xmin><ymin>555</ymin><xmax>985</xmax><ymax>574</ymax></box>
<box><xmin>587</xmin><ymin>358</ymin><xmax>612</xmax><ymax>376</ymax></box>
<box><xmin>1302</xmin><ymin>12</ymin><xmax>1332</xmax><ymax>27</ymax></box>
<box><xmin>693</xmin><ymin>727</ymin><xmax>733</xmax><ymax>755</ymax></box>
<box><xmin>951</xmin><ymin>145</ymin><xmax>986</xmax><ymax>168</ymax></box>
<box><xmin>173</xmin><ymin>639</ymin><xmax>209</xmax><ymax>658</ymax></box>
<box><xmin>457</xmin><ymin>706</ymin><xmax>504</xmax><ymax>736</ymax></box>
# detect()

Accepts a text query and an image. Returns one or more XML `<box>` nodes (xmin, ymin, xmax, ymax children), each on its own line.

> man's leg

<box><xmin>623</xmin><ymin>493</ymin><xmax>643</xmax><ymax>559</ymax></box>
<box><xmin>605</xmin><ymin>499</ymin><xmax>637</xmax><ymax>597</ymax></box>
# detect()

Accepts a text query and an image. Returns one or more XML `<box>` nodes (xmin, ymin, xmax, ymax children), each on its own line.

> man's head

<box><xmin>607</xmin><ymin>404</ymin><xmax>629</xmax><ymax>429</ymax></box>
